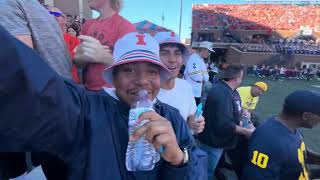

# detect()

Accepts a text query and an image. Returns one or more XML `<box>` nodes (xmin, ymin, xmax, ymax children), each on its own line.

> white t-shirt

<box><xmin>157</xmin><ymin>78</ymin><xmax>197</xmax><ymax>121</ymax></box>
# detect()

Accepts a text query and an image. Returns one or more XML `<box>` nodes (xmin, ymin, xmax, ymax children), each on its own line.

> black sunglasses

<box><xmin>49</xmin><ymin>11</ymin><xmax>63</xmax><ymax>17</ymax></box>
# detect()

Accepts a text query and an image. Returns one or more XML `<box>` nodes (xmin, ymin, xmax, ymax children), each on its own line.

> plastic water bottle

<box><xmin>194</xmin><ymin>103</ymin><xmax>203</xmax><ymax>122</ymax></box>
<box><xmin>192</xmin><ymin>103</ymin><xmax>203</xmax><ymax>135</ymax></box>
<box><xmin>242</xmin><ymin>113</ymin><xmax>251</xmax><ymax>128</ymax></box>
<box><xmin>126</xmin><ymin>90</ymin><xmax>159</xmax><ymax>171</ymax></box>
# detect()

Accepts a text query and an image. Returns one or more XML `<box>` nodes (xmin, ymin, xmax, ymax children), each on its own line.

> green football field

<box><xmin>241</xmin><ymin>76</ymin><xmax>320</xmax><ymax>152</ymax></box>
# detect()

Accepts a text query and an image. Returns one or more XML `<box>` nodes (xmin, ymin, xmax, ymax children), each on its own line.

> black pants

<box><xmin>0</xmin><ymin>153</ymin><xmax>27</xmax><ymax>179</ymax></box>
<box><xmin>32</xmin><ymin>152</ymin><xmax>68</xmax><ymax>180</ymax></box>
<box><xmin>0</xmin><ymin>152</ymin><xmax>68</xmax><ymax>180</ymax></box>
<box><xmin>226</xmin><ymin>136</ymin><xmax>249</xmax><ymax>178</ymax></box>
<box><xmin>216</xmin><ymin>114</ymin><xmax>261</xmax><ymax>179</ymax></box>
<box><xmin>195</xmin><ymin>97</ymin><xmax>201</xmax><ymax>105</ymax></box>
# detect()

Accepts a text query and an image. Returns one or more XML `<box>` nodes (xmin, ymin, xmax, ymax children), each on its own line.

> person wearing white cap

<box><xmin>0</xmin><ymin>27</ymin><xmax>204</xmax><ymax>180</ymax></box>
<box><xmin>184</xmin><ymin>41</ymin><xmax>213</xmax><ymax>105</ymax></box>
<box><xmin>154</xmin><ymin>31</ymin><xmax>205</xmax><ymax>134</ymax></box>
<box><xmin>154</xmin><ymin>32</ymin><xmax>208</xmax><ymax>180</ymax></box>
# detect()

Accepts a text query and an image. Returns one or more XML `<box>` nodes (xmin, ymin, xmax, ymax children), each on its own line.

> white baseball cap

<box><xmin>199</xmin><ymin>41</ymin><xmax>215</xmax><ymax>52</ymax></box>
<box><xmin>154</xmin><ymin>31</ymin><xmax>190</xmax><ymax>62</ymax></box>
<box><xmin>103</xmin><ymin>32</ymin><xmax>171</xmax><ymax>84</ymax></box>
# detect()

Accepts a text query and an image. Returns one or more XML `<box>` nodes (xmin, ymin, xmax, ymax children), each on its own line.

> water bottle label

<box><xmin>242</xmin><ymin>116</ymin><xmax>250</xmax><ymax>128</ymax></box>
<box><xmin>129</xmin><ymin>107</ymin><xmax>153</xmax><ymax>127</ymax></box>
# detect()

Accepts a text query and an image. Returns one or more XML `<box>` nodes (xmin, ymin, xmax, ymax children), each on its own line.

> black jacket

<box><xmin>0</xmin><ymin>25</ymin><xmax>207</xmax><ymax>180</ymax></box>
<box><xmin>198</xmin><ymin>80</ymin><xmax>242</xmax><ymax>149</ymax></box>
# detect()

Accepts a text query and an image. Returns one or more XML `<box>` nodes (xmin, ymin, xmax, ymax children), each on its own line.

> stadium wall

<box><xmin>225</xmin><ymin>46</ymin><xmax>278</xmax><ymax>64</ymax></box>
<box><xmin>293</xmin><ymin>54</ymin><xmax>320</xmax><ymax>65</ymax></box>
<box><xmin>192</xmin><ymin>29</ymin><xmax>301</xmax><ymax>42</ymax></box>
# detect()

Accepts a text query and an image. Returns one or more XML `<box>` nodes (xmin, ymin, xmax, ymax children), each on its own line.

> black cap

<box><xmin>284</xmin><ymin>90</ymin><xmax>320</xmax><ymax>116</ymax></box>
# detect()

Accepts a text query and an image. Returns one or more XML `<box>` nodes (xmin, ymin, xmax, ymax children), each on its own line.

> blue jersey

<box><xmin>242</xmin><ymin>117</ymin><xmax>309</xmax><ymax>180</ymax></box>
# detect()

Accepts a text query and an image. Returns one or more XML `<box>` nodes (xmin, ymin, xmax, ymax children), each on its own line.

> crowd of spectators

<box><xmin>233</xmin><ymin>38</ymin><xmax>320</xmax><ymax>55</ymax></box>
<box><xmin>65</xmin><ymin>14</ymin><xmax>83</xmax><ymax>37</ymax></box>
<box><xmin>192</xmin><ymin>4</ymin><xmax>320</xmax><ymax>31</ymax></box>
<box><xmin>235</xmin><ymin>43</ymin><xmax>277</xmax><ymax>53</ymax></box>
<box><xmin>197</xmin><ymin>34</ymin><xmax>238</xmax><ymax>43</ymax></box>
<box><xmin>246</xmin><ymin>64</ymin><xmax>320</xmax><ymax>80</ymax></box>
<box><xmin>274</xmin><ymin>39</ymin><xmax>320</xmax><ymax>55</ymax></box>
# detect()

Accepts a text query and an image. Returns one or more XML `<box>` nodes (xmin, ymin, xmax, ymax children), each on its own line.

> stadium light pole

<box><xmin>79</xmin><ymin>0</ymin><xmax>84</xmax><ymax>20</ymax></box>
<box><xmin>179</xmin><ymin>0</ymin><xmax>183</xmax><ymax>37</ymax></box>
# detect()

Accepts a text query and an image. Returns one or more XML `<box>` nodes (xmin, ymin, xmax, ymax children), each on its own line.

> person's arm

<box><xmin>306</xmin><ymin>148</ymin><xmax>320</xmax><ymax>165</ymax></box>
<box><xmin>0</xmin><ymin>26</ymin><xmax>87</xmax><ymax>162</ymax></box>
<box><xmin>208</xmin><ymin>89</ymin><xmax>255</xmax><ymax>138</ymax></box>
<box><xmin>0</xmin><ymin>0</ymin><xmax>33</xmax><ymax>48</ymax></box>
<box><xmin>235</xmin><ymin>124</ymin><xmax>255</xmax><ymax>138</ymax></box>
<box><xmin>207</xmin><ymin>91</ymin><xmax>237</xmax><ymax>136</ymax></box>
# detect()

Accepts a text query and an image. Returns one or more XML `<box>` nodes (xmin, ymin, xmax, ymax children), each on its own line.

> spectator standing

<box><xmin>75</xmin><ymin>0</ymin><xmax>136</xmax><ymax>91</ymax></box>
<box><xmin>225</xmin><ymin>82</ymin><xmax>268</xmax><ymax>178</ymax></box>
<box><xmin>280</xmin><ymin>66</ymin><xmax>286</xmax><ymax>79</ymax></box>
<box><xmin>66</xmin><ymin>14</ymin><xmax>74</xmax><ymax>27</ymax></box>
<box><xmin>0</xmin><ymin>29</ymin><xmax>202</xmax><ymax>180</ymax></box>
<box><xmin>237</xmin><ymin>82</ymin><xmax>268</xmax><ymax>117</ymax></box>
<box><xmin>154</xmin><ymin>31</ymin><xmax>207</xmax><ymax>180</ymax></box>
<box><xmin>67</xmin><ymin>23</ymin><xmax>81</xmax><ymax>37</ymax></box>
<box><xmin>184</xmin><ymin>41</ymin><xmax>212</xmax><ymax>105</ymax></box>
<box><xmin>155</xmin><ymin>32</ymin><xmax>206</xmax><ymax>134</ymax></box>
<box><xmin>197</xmin><ymin>65</ymin><xmax>255</xmax><ymax>179</ymax></box>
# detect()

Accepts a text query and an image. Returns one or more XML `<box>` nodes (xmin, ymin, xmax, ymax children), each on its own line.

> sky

<box><xmin>93</xmin><ymin>0</ymin><xmax>312</xmax><ymax>39</ymax></box>
<box><xmin>93</xmin><ymin>0</ymin><xmax>248</xmax><ymax>40</ymax></box>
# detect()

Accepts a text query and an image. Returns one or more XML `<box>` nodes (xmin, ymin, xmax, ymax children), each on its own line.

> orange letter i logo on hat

<box><xmin>136</xmin><ymin>34</ymin><xmax>147</xmax><ymax>45</ymax></box>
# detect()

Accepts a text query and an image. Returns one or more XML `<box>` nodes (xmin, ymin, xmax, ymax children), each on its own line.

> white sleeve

<box><xmin>185</xmin><ymin>58</ymin><xmax>203</xmax><ymax>82</ymax></box>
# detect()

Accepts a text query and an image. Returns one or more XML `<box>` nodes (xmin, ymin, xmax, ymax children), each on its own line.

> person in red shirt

<box><xmin>75</xmin><ymin>0</ymin><xmax>136</xmax><ymax>90</ymax></box>
<box><xmin>48</xmin><ymin>6</ymin><xmax>82</xmax><ymax>84</ymax></box>
<box><xmin>64</xmin><ymin>33</ymin><xmax>81</xmax><ymax>83</ymax></box>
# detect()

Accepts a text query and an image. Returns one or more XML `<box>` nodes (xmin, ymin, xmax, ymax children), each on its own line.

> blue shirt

<box><xmin>242</xmin><ymin>117</ymin><xmax>309</xmax><ymax>180</ymax></box>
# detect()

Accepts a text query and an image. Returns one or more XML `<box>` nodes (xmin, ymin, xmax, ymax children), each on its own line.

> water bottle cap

<box><xmin>138</xmin><ymin>90</ymin><xmax>149</xmax><ymax>99</ymax></box>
